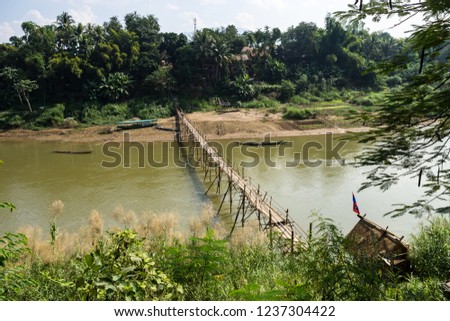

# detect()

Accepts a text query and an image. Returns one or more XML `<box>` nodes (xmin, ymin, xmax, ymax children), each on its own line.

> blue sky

<box><xmin>0</xmin><ymin>0</ymin><xmax>422</xmax><ymax>43</ymax></box>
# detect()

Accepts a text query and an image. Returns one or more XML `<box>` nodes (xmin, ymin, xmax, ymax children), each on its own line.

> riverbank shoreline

<box><xmin>0</xmin><ymin>109</ymin><xmax>371</xmax><ymax>143</ymax></box>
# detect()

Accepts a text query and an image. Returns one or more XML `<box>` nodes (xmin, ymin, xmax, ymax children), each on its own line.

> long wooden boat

<box><xmin>53</xmin><ymin>150</ymin><xmax>92</xmax><ymax>154</ymax></box>
<box><xmin>238</xmin><ymin>140</ymin><xmax>285</xmax><ymax>147</ymax></box>
<box><xmin>116</xmin><ymin>119</ymin><xmax>157</xmax><ymax>129</ymax></box>
<box><xmin>155</xmin><ymin>125</ymin><xmax>176</xmax><ymax>132</ymax></box>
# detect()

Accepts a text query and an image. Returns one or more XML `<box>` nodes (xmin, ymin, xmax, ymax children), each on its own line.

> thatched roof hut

<box><xmin>346</xmin><ymin>214</ymin><xmax>410</xmax><ymax>271</ymax></box>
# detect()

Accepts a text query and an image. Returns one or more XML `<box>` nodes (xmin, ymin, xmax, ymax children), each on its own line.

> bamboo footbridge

<box><xmin>175</xmin><ymin>108</ymin><xmax>307</xmax><ymax>247</ymax></box>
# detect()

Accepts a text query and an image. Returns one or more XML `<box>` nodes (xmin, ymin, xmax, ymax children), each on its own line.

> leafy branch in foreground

<box><xmin>336</xmin><ymin>1</ymin><xmax>450</xmax><ymax>217</ymax></box>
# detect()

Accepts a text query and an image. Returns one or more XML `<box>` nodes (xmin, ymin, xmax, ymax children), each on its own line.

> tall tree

<box><xmin>55</xmin><ymin>12</ymin><xmax>75</xmax><ymax>52</ymax></box>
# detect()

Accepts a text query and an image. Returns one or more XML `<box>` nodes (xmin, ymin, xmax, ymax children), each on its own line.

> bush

<box><xmin>290</xmin><ymin>95</ymin><xmax>311</xmax><ymax>105</ymax></box>
<box><xmin>242</xmin><ymin>96</ymin><xmax>279</xmax><ymax>109</ymax></box>
<box><xmin>410</xmin><ymin>217</ymin><xmax>450</xmax><ymax>279</ymax></box>
<box><xmin>129</xmin><ymin>100</ymin><xmax>173</xmax><ymax>119</ymax></box>
<box><xmin>384</xmin><ymin>277</ymin><xmax>445</xmax><ymax>301</ymax></box>
<box><xmin>33</xmin><ymin>104</ymin><xmax>65</xmax><ymax>127</ymax></box>
<box><xmin>178</xmin><ymin>98</ymin><xmax>214</xmax><ymax>112</ymax></box>
<box><xmin>279</xmin><ymin>80</ymin><xmax>296</xmax><ymax>102</ymax></box>
<box><xmin>74</xmin><ymin>229</ymin><xmax>182</xmax><ymax>300</ymax></box>
<box><xmin>283</xmin><ymin>107</ymin><xmax>316</xmax><ymax>120</ymax></box>
<box><xmin>296</xmin><ymin>216</ymin><xmax>387</xmax><ymax>300</ymax></box>
<box><xmin>0</xmin><ymin>113</ymin><xmax>25</xmax><ymax>129</ymax></box>
<box><xmin>82</xmin><ymin>103</ymin><xmax>129</xmax><ymax>125</ymax></box>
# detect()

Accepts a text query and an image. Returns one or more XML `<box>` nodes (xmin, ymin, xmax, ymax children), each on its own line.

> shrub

<box><xmin>410</xmin><ymin>217</ymin><xmax>450</xmax><ymax>279</ymax></box>
<box><xmin>74</xmin><ymin>229</ymin><xmax>182</xmax><ymax>300</ymax></box>
<box><xmin>0</xmin><ymin>233</ymin><xmax>36</xmax><ymax>300</ymax></box>
<box><xmin>129</xmin><ymin>100</ymin><xmax>173</xmax><ymax>119</ymax></box>
<box><xmin>384</xmin><ymin>277</ymin><xmax>446</xmax><ymax>301</ymax></box>
<box><xmin>283</xmin><ymin>107</ymin><xmax>316</xmax><ymax>120</ymax></box>
<box><xmin>81</xmin><ymin>103</ymin><xmax>129</xmax><ymax>125</ymax></box>
<box><xmin>279</xmin><ymin>80</ymin><xmax>296</xmax><ymax>102</ymax></box>
<box><xmin>33</xmin><ymin>104</ymin><xmax>65</xmax><ymax>127</ymax></box>
<box><xmin>242</xmin><ymin>96</ymin><xmax>279</xmax><ymax>109</ymax></box>
<box><xmin>290</xmin><ymin>95</ymin><xmax>311</xmax><ymax>105</ymax></box>
<box><xmin>296</xmin><ymin>216</ymin><xmax>387</xmax><ymax>300</ymax></box>
<box><xmin>161</xmin><ymin>229</ymin><xmax>230</xmax><ymax>300</ymax></box>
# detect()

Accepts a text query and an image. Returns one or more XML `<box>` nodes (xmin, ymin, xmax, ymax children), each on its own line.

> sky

<box><xmin>0</xmin><ymin>0</ymin><xmax>423</xmax><ymax>43</ymax></box>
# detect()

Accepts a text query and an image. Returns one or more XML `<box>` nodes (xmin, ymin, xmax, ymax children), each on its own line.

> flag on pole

<box><xmin>352</xmin><ymin>192</ymin><xmax>360</xmax><ymax>215</ymax></box>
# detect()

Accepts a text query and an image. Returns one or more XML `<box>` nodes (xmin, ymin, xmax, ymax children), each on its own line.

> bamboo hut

<box><xmin>346</xmin><ymin>214</ymin><xmax>410</xmax><ymax>271</ymax></box>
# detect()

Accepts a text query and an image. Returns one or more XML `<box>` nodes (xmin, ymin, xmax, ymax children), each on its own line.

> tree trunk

<box><xmin>23</xmin><ymin>92</ymin><xmax>33</xmax><ymax>112</ymax></box>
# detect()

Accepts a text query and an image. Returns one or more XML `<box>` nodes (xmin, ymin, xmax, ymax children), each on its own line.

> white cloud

<box><xmin>69</xmin><ymin>5</ymin><xmax>96</xmax><ymax>24</ymax></box>
<box><xmin>1</xmin><ymin>10</ymin><xmax>54</xmax><ymax>43</ymax></box>
<box><xmin>0</xmin><ymin>22</ymin><xmax>15</xmax><ymax>43</ymax></box>
<box><xmin>166</xmin><ymin>4</ymin><xmax>180</xmax><ymax>11</ymax></box>
<box><xmin>247</xmin><ymin>0</ymin><xmax>286</xmax><ymax>11</ymax></box>
<box><xmin>23</xmin><ymin>10</ymin><xmax>54</xmax><ymax>25</ymax></box>
<box><xmin>235</xmin><ymin>12</ymin><xmax>255</xmax><ymax>31</ymax></box>
<box><xmin>201</xmin><ymin>0</ymin><xmax>227</xmax><ymax>5</ymax></box>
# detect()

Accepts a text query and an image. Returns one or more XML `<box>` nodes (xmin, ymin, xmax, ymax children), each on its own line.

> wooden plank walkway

<box><xmin>176</xmin><ymin>109</ymin><xmax>306</xmax><ymax>242</ymax></box>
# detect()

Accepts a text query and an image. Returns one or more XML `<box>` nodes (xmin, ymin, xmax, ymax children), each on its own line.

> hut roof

<box><xmin>346</xmin><ymin>214</ymin><xmax>409</xmax><ymax>268</ymax></box>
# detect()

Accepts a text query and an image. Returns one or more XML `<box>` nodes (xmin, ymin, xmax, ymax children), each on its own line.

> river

<box><xmin>0</xmin><ymin>135</ymin><xmax>426</xmax><ymax>238</ymax></box>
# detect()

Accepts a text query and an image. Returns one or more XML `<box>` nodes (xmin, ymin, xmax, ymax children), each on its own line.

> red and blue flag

<box><xmin>352</xmin><ymin>192</ymin><xmax>360</xmax><ymax>215</ymax></box>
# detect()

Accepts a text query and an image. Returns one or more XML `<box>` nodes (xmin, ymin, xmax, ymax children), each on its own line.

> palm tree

<box><xmin>55</xmin><ymin>12</ymin><xmax>75</xmax><ymax>51</ymax></box>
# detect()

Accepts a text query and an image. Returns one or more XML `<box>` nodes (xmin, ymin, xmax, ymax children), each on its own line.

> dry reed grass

<box><xmin>230</xmin><ymin>220</ymin><xmax>269</xmax><ymax>250</ymax></box>
<box><xmin>49</xmin><ymin>200</ymin><xmax>64</xmax><ymax>220</ymax></box>
<box><xmin>17</xmin><ymin>225</ymin><xmax>81</xmax><ymax>263</ymax></box>
<box><xmin>113</xmin><ymin>205</ymin><xmax>137</xmax><ymax>228</ymax></box>
<box><xmin>15</xmin><ymin>201</ymin><xmax>269</xmax><ymax>263</ymax></box>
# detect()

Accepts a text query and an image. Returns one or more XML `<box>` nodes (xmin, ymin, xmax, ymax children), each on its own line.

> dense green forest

<box><xmin>0</xmin><ymin>11</ymin><xmax>410</xmax><ymax>127</ymax></box>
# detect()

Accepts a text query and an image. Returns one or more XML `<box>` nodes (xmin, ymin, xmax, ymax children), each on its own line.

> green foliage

<box><xmin>0</xmin><ymin>233</ymin><xmax>35</xmax><ymax>300</ymax></box>
<box><xmin>97</xmin><ymin>72</ymin><xmax>132</xmax><ymax>102</ymax></box>
<box><xmin>410</xmin><ymin>217</ymin><xmax>450</xmax><ymax>279</ymax></box>
<box><xmin>290</xmin><ymin>95</ymin><xmax>311</xmax><ymax>105</ymax></box>
<box><xmin>283</xmin><ymin>107</ymin><xmax>316</xmax><ymax>120</ymax></box>
<box><xmin>338</xmin><ymin>0</ymin><xmax>450</xmax><ymax>216</ymax></box>
<box><xmin>0</xmin><ymin>202</ymin><xmax>16</xmax><ymax>212</ymax></box>
<box><xmin>34</xmin><ymin>104</ymin><xmax>65</xmax><ymax>127</ymax></box>
<box><xmin>6</xmin><ymin>114</ymin><xmax>25</xmax><ymax>128</ymax></box>
<box><xmin>145</xmin><ymin>65</ymin><xmax>176</xmax><ymax>97</ymax></box>
<box><xmin>0</xmin><ymin>233</ymin><xmax>28</xmax><ymax>268</ymax></box>
<box><xmin>162</xmin><ymin>229</ymin><xmax>229</xmax><ymax>300</ymax></box>
<box><xmin>0</xmin><ymin>9</ymin><xmax>411</xmax><ymax>127</ymax></box>
<box><xmin>82</xmin><ymin>102</ymin><xmax>128</xmax><ymax>125</ymax></box>
<box><xmin>229</xmin><ymin>73</ymin><xmax>256</xmax><ymax>101</ymax></box>
<box><xmin>128</xmin><ymin>99</ymin><xmax>173</xmax><ymax>119</ymax></box>
<box><xmin>241</xmin><ymin>96</ymin><xmax>279</xmax><ymax>109</ymax></box>
<box><xmin>230</xmin><ymin>282</ymin><xmax>310</xmax><ymax>301</ymax></box>
<box><xmin>384</xmin><ymin>276</ymin><xmax>446</xmax><ymax>301</ymax></box>
<box><xmin>296</xmin><ymin>216</ymin><xmax>388</xmax><ymax>300</ymax></box>
<box><xmin>279</xmin><ymin>80</ymin><xmax>296</xmax><ymax>102</ymax></box>
<box><xmin>74</xmin><ymin>229</ymin><xmax>182</xmax><ymax>301</ymax></box>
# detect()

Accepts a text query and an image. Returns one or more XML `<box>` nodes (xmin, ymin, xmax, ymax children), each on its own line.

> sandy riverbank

<box><xmin>0</xmin><ymin>109</ymin><xmax>370</xmax><ymax>143</ymax></box>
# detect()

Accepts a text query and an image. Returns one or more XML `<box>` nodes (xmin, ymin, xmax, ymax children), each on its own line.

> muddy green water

<box><xmin>0</xmin><ymin>135</ymin><xmax>425</xmax><ymax>237</ymax></box>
